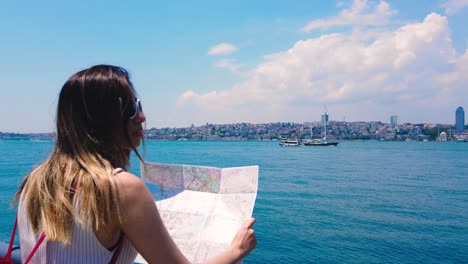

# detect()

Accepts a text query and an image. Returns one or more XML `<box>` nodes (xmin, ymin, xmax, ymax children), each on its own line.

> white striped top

<box><xmin>17</xmin><ymin>169</ymin><xmax>139</xmax><ymax>264</ymax></box>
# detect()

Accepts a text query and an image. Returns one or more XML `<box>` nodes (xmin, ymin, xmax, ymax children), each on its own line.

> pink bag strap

<box><xmin>7</xmin><ymin>215</ymin><xmax>123</xmax><ymax>264</ymax></box>
<box><xmin>22</xmin><ymin>231</ymin><xmax>46</xmax><ymax>264</ymax></box>
<box><xmin>0</xmin><ymin>216</ymin><xmax>17</xmax><ymax>262</ymax></box>
<box><xmin>0</xmin><ymin>215</ymin><xmax>45</xmax><ymax>264</ymax></box>
<box><xmin>21</xmin><ymin>229</ymin><xmax>124</xmax><ymax>264</ymax></box>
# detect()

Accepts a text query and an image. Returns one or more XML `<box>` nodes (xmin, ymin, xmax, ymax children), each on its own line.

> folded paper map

<box><xmin>134</xmin><ymin>162</ymin><xmax>259</xmax><ymax>264</ymax></box>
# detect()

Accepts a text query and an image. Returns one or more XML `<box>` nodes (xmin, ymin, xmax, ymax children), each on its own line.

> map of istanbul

<box><xmin>134</xmin><ymin>162</ymin><xmax>259</xmax><ymax>264</ymax></box>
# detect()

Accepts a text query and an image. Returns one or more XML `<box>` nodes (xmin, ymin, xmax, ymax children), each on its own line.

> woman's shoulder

<box><xmin>114</xmin><ymin>171</ymin><xmax>149</xmax><ymax>204</ymax></box>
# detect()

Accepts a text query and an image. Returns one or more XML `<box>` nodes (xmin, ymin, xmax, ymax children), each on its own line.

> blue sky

<box><xmin>1</xmin><ymin>0</ymin><xmax>467</xmax><ymax>133</ymax></box>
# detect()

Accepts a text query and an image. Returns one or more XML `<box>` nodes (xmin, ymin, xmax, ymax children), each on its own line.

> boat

<box><xmin>303</xmin><ymin>112</ymin><xmax>339</xmax><ymax>147</ymax></box>
<box><xmin>279</xmin><ymin>139</ymin><xmax>301</xmax><ymax>147</ymax></box>
<box><xmin>303</xmin><ymin>139</ymin><xmax>338</xmax><ymax>146</ymax></box>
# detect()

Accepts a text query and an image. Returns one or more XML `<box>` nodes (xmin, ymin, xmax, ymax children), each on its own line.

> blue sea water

<box><xmin>0</xmin><ymin>140</ymin><xmax>467</xmax><ymax>263</ymax></box>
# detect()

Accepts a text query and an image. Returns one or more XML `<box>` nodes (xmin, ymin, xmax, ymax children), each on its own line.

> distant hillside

<box><xmin>0</xmin><ymin>132</ymin><xmax>55</xmax><ymax>140</ymax></box>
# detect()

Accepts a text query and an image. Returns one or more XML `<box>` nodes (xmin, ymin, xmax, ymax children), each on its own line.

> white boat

<box><xmin>279</xmin><ymin>139</ymin><xmax>301</xmax><ymax>147</ymax></box>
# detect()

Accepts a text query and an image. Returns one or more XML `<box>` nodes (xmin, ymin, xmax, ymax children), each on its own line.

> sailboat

<box><xmin>303</xmin><ymin>112</ymin><xmax>339</xmax><ymax>146</ymax></box>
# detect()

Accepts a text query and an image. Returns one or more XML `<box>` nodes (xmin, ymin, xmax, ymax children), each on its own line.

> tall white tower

<box><xmin>390</xmin><ymin>115</ymin><xmax>399</xmax><ymax>128</ymax></box>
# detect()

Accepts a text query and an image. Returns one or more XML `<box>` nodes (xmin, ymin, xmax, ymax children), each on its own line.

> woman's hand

<box><xmin>229</xmin><ymin>218</ymin><xmax>257</xmax><ymax>260</ymax></box>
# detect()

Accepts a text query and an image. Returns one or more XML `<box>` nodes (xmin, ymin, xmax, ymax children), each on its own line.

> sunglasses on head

<box><xmin>119</xmin><ymin>97</ymin><xmax>143</xmax><ymax>120</ymax></box>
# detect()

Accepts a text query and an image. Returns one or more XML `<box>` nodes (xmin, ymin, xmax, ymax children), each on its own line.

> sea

<box><xmin>0</xmin><ymin>140</ymin><xmax>467</xmax><ymax>263</ymax></box>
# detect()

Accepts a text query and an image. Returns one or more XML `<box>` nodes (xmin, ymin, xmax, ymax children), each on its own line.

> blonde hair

<box><xmin>14</xmin><ymin>65</ymin><xmax>143</xmax><ymax>244</ymax></box>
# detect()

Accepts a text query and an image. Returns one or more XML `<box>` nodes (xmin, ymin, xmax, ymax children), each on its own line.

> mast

<box><xmin>324</xmin><ymin>118</ymin><xmax>327</xmax><ymax>140</ymax></box>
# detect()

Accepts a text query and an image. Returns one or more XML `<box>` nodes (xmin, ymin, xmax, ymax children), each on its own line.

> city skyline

<box><xmin>1</xmin><ymin>116</ymin><xmax>465</xmax><ymax>135</ymax></box>
<box><xmin>3</xmin><ymin>118</ymin><xmax>466</xmax><ymax>142</ymax></box>
<box><xmin>1</xmin><ymin>0</ymin><xmax>468</xmax><ymax>133</ymax></box>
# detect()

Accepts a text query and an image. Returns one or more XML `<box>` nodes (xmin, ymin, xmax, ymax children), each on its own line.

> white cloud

<box><xmin>436</xmin><ymin>50</ymin><xmax>468</xmax><ymax>88</ymax></box>
<box><xmin>302</xmin><ymin>0</ymin><xmax>397</xmax><ymax>32</ymax></box>
<box><xmin>214</xmin><ymin>59</ymin><xmax>245</xmax><ymax>75</ymax></box>
<box><xmin>176</xmin><ymin>7</ymin><xmax>467</xmax><ymax>125</ymax></box>
<box><xmin>441</xmin><ymin>0</ymin><xmax>468</xmax><ymax>15</ymax></box>
<box><xmin>207</xmin><ymin>43</ymin><xmax>238</xmax><ymax>55</ymax></box>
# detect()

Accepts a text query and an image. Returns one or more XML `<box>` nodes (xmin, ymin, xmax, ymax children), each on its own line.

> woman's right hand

<box><xmin>229</xmin><ymin>218</ymin><xmax>257</xmax><ymax>260</ymax></box>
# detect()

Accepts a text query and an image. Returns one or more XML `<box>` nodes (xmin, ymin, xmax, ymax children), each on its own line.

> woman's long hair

<box><xmin>14</xmin><ymin>65</ymin><xmax>144</xmax><ymax>244</ymax></box>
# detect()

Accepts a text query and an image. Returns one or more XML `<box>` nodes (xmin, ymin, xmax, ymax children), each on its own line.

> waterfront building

<box><xmin>390</xmin><ymin>115</ymin><xmax>399</xmax><ymax>128</ymax></box>
<box><xmin>455</xmin><ymin>106</ymin><xmax>465</xmax><ymax>133</ymax></box>
<box><xmin>438</xmin><ymin>131</ymin><xmax>448</xmax><ymax>142</ymax></box>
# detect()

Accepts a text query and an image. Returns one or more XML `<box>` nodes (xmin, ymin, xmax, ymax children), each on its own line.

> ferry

<box><xmin>279</xmin><ymin>139</ymin><xmax>301</xmax><ymax>147</ymax></box>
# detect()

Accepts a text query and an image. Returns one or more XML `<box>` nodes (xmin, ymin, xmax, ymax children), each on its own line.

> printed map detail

<box><xmin>134</xmin><ymin>162</ymin><xmax>258</xmax><ymax>264</ymax></box>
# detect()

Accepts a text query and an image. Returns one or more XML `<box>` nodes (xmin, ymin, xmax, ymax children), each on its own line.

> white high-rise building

<box><xmin>455</xmin><ymin>107</ymin><xmax>465</xmax><ymax>133</ymax></box>
<box><xmin>390</xmin><ymin>115</ymin><xmax>399</xmax><ymax>128</ymax></box>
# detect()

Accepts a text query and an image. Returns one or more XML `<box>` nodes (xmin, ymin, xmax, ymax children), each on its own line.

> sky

<box><xmin>1</xmin><ymin>0</ymin><xmax>467</xmax><ymax>133</ymax></box>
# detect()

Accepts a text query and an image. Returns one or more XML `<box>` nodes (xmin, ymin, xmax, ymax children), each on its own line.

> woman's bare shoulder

<box><xmin>114</xmin><ymin>171</ymin><xmax>148</xmax><ymax>204</ymax></box>
<box><xmin>114</xmin><ymin>171</ymin><xmax>143</xmax><ymax>185</ymax></box>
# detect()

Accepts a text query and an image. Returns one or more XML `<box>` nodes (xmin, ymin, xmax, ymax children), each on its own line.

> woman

<box><xmin>14</xmin><ymin>65</ymin><xmax>256</xmax><ymax>263</ymax></box>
